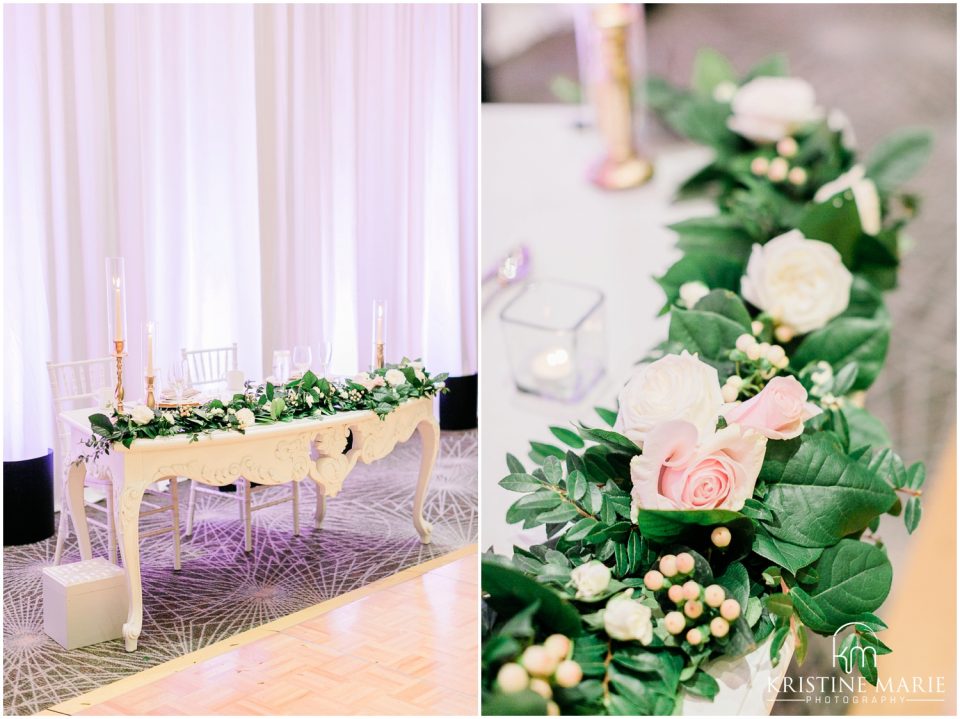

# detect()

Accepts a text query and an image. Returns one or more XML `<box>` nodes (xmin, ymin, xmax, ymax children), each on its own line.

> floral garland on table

<box><xmin>481</xmin><ymin>51</ymin><xmax>930</xmax><ymax>716</ymax></box>
<box><xmin>82</xmin><ymin>359</ymin><xmax>447</xmax><ymax>462</ymax></box>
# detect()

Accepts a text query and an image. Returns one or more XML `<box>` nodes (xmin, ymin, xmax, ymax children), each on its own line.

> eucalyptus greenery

<box><xmin>82</xmin><ymin>360</ymin><xmax>447</xmax><ymax>462</ymax></box>
<box><xmin>482</xmin><ymin>51</ymin><xmax>928</xmax><ymax>716</ymax></box>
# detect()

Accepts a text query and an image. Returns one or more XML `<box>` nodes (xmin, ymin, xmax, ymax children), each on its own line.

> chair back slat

<box><xmin>46</xmin><ymin>356</ymin><xmax>114</xmax><ymax>480</ymax></box>
<box><xmin>180</xmin><ymin>343</ymin><xmax>238</xmax><ymax>387</ymax></box>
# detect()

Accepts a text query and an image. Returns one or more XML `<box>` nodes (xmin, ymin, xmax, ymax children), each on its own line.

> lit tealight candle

<box><xmin>530</xmin><ymin>347</ymin><xmax>574</xmax><ymax>382</ymax></box>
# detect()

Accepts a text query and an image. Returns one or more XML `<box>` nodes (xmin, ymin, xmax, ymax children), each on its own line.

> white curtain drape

<box><xmin>3</xmin><ymin>4</ymin><xmax>478</xmax><ymax>461</ymax></box>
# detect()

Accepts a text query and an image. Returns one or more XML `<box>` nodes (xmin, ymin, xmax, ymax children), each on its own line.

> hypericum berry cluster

<box><xmin>725</xmin><ymin>332</ymin><xmax>789</xmax><ymax>400</ymax></box>
<box><xmin>642</xmin><ymin>553</ymin><xmax>742</xmax><ymax>648</ymax></box>
<box><xmin>496</xmin><ymin>634</ymin><xmax>583</xmax><ymax>715</ymax></box>
<box><xmin>750</xmin><ymin>137</ymin><xmax>806</xmax><ymax>186</ymax></box>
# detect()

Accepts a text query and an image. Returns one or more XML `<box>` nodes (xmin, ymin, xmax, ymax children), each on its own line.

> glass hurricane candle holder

<box><xmin>500</xmin><ymin>279</ymin><xmax>607</xmax><ymax>402</ymax></box>
<box><xmin>105</xmin><ymin>258</ymin><xmax>127</xmax><ymax>345</ymax></box>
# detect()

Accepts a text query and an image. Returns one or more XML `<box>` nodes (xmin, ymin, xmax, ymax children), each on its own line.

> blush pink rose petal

<box><xmin>630</xmin><ymin>420</ymin><xmax>767</xmax><ymax>512</ymax></box>
<box><xmin>721</xmin><ymin>376</ymin><xmax>820</xmax><ymax>440</ymax></box>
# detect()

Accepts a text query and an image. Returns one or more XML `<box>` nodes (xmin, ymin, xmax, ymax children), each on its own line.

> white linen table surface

<box><xmin>481</xmin><ymin>104</ymin><xmax>716</xmax><ymax>553</ymax></box>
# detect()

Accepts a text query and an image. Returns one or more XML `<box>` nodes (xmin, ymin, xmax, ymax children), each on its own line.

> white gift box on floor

<box><xmin>43</xmin><ymin>558</ymin><xmax>127</xmax><ymax>649</ymax></box>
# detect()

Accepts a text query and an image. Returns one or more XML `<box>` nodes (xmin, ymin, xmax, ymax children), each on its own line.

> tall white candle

<box><xmin>376</xmin><ymin>304</ymin><xmax>384</xmax><ymax>343</ymax></box>
<box><xmin>146</xmin><ymin>322</ymin><xmax>154</xmax><ymax>375</ymax></box>
<box><xmin>113</xmin><ymin>280</ymin><xmax>122</xmax><ymax>342</ymax></box>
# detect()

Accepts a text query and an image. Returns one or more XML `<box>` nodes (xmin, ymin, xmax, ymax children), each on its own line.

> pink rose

<box><xmin>630</xmin><ymin>421</ymin><xmax>766</xmax><ymax>512</ymax></box>
<box><xmin>721</xmin><ymin>376</ymin><xmax>820</xmax><ymax>440</ymax></box>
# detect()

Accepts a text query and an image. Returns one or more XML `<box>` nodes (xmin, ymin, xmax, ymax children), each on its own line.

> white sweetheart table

<box><xmin>59</xmin><ymin>396</ymin><xmax>439</xmax><ymax>651</ymax></box>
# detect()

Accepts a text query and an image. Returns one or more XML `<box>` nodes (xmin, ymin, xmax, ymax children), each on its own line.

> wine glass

<box><xmin>272</xmin><ymin>350</ymin><xmax>291</xmax><ymax>385</ymax></box>
<box><xmin>293</xmin><ymin>345</ymin><xmax>312</xmax><ymax>376</ymax></box>
<box><xmin>167</xmin><ymin>360</ymin><xmax>187</xmax><ymax>405</ymax></box>
<box><xmin>318</xmin><ymin>340</ymin><xmax>333</xmax><ymax>378</ymax></box>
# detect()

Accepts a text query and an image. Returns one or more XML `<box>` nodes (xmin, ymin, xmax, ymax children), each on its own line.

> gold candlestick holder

<box><xmin>113</xmin><ymin>339</ymin><xmax>126</xmax><ymax>414</ymax></box>
<box><xmin>145</xmin><ymin>374</ymin><xmax>156</xmax><ymax>409</ymax></box>
<box><xmin>375</xmin><ymin>342</ymin><xmax>385</xmax><ymax>370</ymax></box>
<box><xmin>589</xmin><ymin>4</ymin><xmax>653</xmax><ymax>190</ymax></box>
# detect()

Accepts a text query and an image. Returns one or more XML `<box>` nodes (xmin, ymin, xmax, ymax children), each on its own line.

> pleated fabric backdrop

<box><xmin>4</xmin><ymin>3</ymin><xmax>477</xmax><ymax>461</ymax></box>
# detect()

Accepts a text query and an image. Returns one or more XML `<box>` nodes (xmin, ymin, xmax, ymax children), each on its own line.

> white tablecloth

<box><xmin>480</xmin><ymin>104</ymin><xmax>715</xmax><ymax>553</ymax></box>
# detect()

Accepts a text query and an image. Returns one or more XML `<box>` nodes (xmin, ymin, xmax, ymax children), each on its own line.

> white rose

<box><xmin>384</xmin><ymin>368</ymin><xmax>407</xmax><ymax>387</ymax></box>
<box><xmin>727</xmin><ymin>77</ymin><xmax>822</xmax><ymax>144</ymax></box>
<box><xmin>162</xmin><ymin>411</ymin><xmax>176</xmax><ymax>425</ymax></box>
<box><xmin>130</xmin><ymin>405</ymin><xmax>154</xmax><ymax>426</ymax></box>
<box><xmin>678</xmin><ymin>281</ymin><xmax>710</xmax><ymax>309</ymax></box>
<box><xmin>603</xmin><ymin>590</ymin><xmax>653</xmax><ymax>644</ymax></box>
<box><xmin>813</xmin><ymin>164</ymin><xmax>881</xmax><ymax>236</ymax></box>
<box><xmin>615</xmin><ymin>351</ymin><xmax>723</xmax><ymax>446</ymax></box>
<box><xmin>741</xmin><ymin>230</ymin><xmax>853</xmax><ymax>335</ymax></box>
<box><xmin>352</xmin><ymin>372</ymin><xmax>377</xmax><ymax>391</ymax></box>
<box><xmin>570</xmin><ymin>560</ymin><xmax>611</xmax><ymax>600</ymax></box>
<box><xmin>235</xmin><ymin>408</ymin><xmax>256</xmax><ymax>429</ymax></box>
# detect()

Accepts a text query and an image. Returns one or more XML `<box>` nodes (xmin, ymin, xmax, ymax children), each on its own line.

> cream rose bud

<box><xmin>741</xmin><ymin>230</ymin><xmax>853</xmax><ymax>335</ymax></box>
<box><xmin>767</xmin><ymin>157</ymin><xmax>789</xmax><ymax>182</ymax></box>
<box><xmin>384</xmin><ymin>368</ymin><xmax>407</xmax><ymax>387</ymax></box>
<box><xmin>813</xmin><ymin>164</ymin><xmax>881</xmax><ymax>236</ymax></box>
<box><xmin>603</xmin><ymin>590</ymin><xmax>653</xmax><ymax>644</ymax></box>
<box><xmin>554</xmin><ymin>660</ymin><xmax>584</xmax><ymax>688</ymax></box>
<box><xmin>570</xmin><ymin>560</ymin><xmax>611</xmax><ymax>599</ymax></box>
<box><xmin>614</xmin><ymin>351</ymin><xmax>723</xmax><ymax>447</ymax></box>
<box><xmin>131</xmin><ymin>405</ymin><xmax>154</xmax><ymax>426</ymax></box>
<box><xmin>643</xmin><ymin>570</ymin><xmax>664</xmax><ymax>591</ymax></box>
<box><xmin>727</xmin><ymin>76</ymin><xmax>822</xmax><ymax>143</ymax></box>
<box><xmin>721</xmin><ymin>382</ymin><xmax>739</xmax><ymax>403</ymax></box>
<box><xmin>720</xmin><ymin>599</ymin><xmax>741</xmax><ymax>621</ymax></box>
<box><xmin>235</xmin><ymin>407</ymin><xmax>256</xmax><ymax>429</ymax></box>
<box><xmin>664</xmin><ymin>611</ymin><xmax>686</xmax><ymax>635</ymax></box>
<box><xmin>722</xmin><ymin>376</ymin><xmax>821</xmax><ymax>440</ymax></box>
<box><xmin>630</xmin><ymin>420</ymin><xmax>766</xmax><ymax>512</ymax></box>
<box><xmin>750</xmin><ymin>156</ymin><xmax>770</xmax><ymax>176</ymax></box>
<box><xmin>735</xmin><ymin>334</ymin><xmax>756</xmax><ymax>353</ymax></box>
<box><xmin>497</xmin><ymin>663</ymin><xmax>528</xmax><ymax>693</ymax></box>
<box><xmin>776</xmin><ymin>137</ymin><xmax>798</xmax><ymax>158</ymax></box>
<box><xmin>704</xmin><ymin>585</ymin><xmax>725</xmax><ymax>608</ymax></box>
<box><xmin>544</xmin><ymin>634</ymin><xmax>571</xmax><ymax>661</ymax></box>
<box><xmin>679</xmin><ymin>281</ymin><xmax>710</xmax><ymax>309</ymax></box>
<box><xmin>711</xmin><ymin>526</ymin><xmax>732</xmax><ymax>548</ymax></box>
<box><xmin>521</xmin><ymin>646</ymin><xmax>557</xmax><ymax>677</ymax></box>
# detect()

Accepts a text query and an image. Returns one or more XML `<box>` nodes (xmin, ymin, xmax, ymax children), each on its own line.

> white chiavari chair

<box><xmin>47</xmin><ymin>357</ymin><xmax>182</xmax><ymax>568</ymax></box>
<box><xmin>181</xmin><ymin>344</ymin><xmax>301</xmax><ymax>552</ymax></box>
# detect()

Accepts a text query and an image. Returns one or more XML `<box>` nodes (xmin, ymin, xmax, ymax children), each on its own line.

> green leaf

<box><xmin>595</xmin><ymin>406</ymin><xmax>618</xmax><ymax>427</ymax></box>
<box><xmin>568</xmin><ymin>470</ymin><xmax>588</xmax><ymax>502</ymax></box>
<box><xmin>798</xmin><ymin>191</ymin><xmax>862</xmax><ymax>266</ymax></box>
<box><xmin>692</xmin><ymin>47</ymin><xmax>737</xmax><ymax>95</ymax></box>
<box><xmin>670</xmin><ymin>216</ymin><xmax>754</xmax><ymax>262</ymax></box>
<box><xmin>792</xmin><ymin>539</ymin><xmax>892</xmax><ymax>632</ymax></box>
<box><xmin>715</xmin><ymin>561</ymin><xmax>750</xmax><ymax>609</ymax></box>
<box><xmin>88</xmin><ymin>413</ymin><xmax>117</xmax><ymax>439</ymax></box>
<box><xmin>550</xmin><ymin>426</ymin><xmax>585</xmax><ymax>449</ymax></box>
<box><xmin>752</xmin><ymin>531</ymin><xmax>824</xmax><ymax>575</ymax></box>
<box><xmin>577</xmin><ymin>426</ymin><xmax>641</xmax><ymax>454</ymax></box>
<box><xmin>843</xmin><ymin>406</ymin><xmax>892</xmax><ymax>450</ymax></box>
<box><xmin>531</xmin><ymin>441</ymin><xmax>566</xmax><ymax>462</ymax></box>
<box><xmin>762</xmin><ymin>434</ymin><xmax>897</xmax><ymax>547</ymax></box>
<box><xmin>906</xmin><ymin>462</ymin><xmax>926</xmax><ymax>490</ymax></box>
<box><xmin>481</xmin><ymin>556</ymin><xmax>582</xmax><ymax>637</ymax></box>
<box><xmin>904</xmin><ymin>497</ymin><xmax>922</xmax><ymax>534</ymax></box>
<box><xmin>668</xmin><ymin>306</ymin><xmax>745</xmax><ymax>363</ymax></box>
<box><xmin>682</xmin><ymin>670</ymin><xmax>720</xmax><ymax>699</ymax></box>
<box><xmin>692</xmin><ymin>289</ymin><xmax>753</xmax><ymax>330</ymax></box>
<box><xmin>866</xmin><ymin>128</ymin><xmax>933</xmax><ymax>193</ymax></box>
<box><xmin>481</xmin><ymin>689</ymin><xmax>548</xmax><ymax>716</ymax></box>
<box><xmin>498</xmin><ymin>473</ymin><xmax>543</xmax><ymax>493</ymax></box>
<box><xmin>792</xmin><ymin>314</ymin><xmax>890</xmax><ymax>391</ymax></box>
<box><xmin>654</xmin><ymin>253</ymin><xmax>745</xmax><ymax>313</ymax></box>
<box><xmin>764</xmin><ymin>593</ymin><xmax>794</xmax><ymax>620</ymax></box>
<box><xmin>505</xmin><ymin>453</ymin><xmax>526</xmax><ymax>474</ymax></box>
<box><xmin>565</xmin><ymin>517</ymin><xmax>599</xmax><ymax>542</ymax></box>
<box><xmin>537</xmin><ymin>504</ymin><xmax>581</xmax><ymax>525</ymax></box>
<box><xmin>542</xmin><ymin>456</ymin><xmax>563</xmax><ymax>484</ymax></box>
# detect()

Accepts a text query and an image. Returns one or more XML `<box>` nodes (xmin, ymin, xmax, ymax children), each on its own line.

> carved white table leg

<box><xmin>414</xmin><ymin>417</ymin><xmax>440</xmax><ymax>544</ymax></box>
<box><xmin>315</xmin><ymin>485</ymin><xmax>326</xmax><ymax>528</ymax></box>
<box><xmin>64</xmin><ymin>462</ymin><xmax>93</xmax><ymax>560</ymax></box>
<box><xmin>114</xmin><ymin>474</ymin><xmax>148</xmax><ymax>652</ymax></box>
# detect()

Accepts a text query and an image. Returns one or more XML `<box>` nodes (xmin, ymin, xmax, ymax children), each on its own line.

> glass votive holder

<box><xmin>500</xmin><ymin>279</ymin><xmax>606</xmax><ymax>402</ymax></box>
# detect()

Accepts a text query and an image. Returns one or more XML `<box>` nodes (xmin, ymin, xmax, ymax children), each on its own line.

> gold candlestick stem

<box><xmin>589</xmin><ymin>3</ymin><xmax>653</xmax><ymax>190</ymax></box>
<box><xmin>375</xmin><ymin>342</ymin><xmax>385</xmax><ymax>370</ymax></box>
<box><xmin>114</xmin><ymin>340</ymin><xmax>126</xmax><ymax>414</ymax></box>
<box><xmin>145</xmin><ymin>375</ymin><xmax>156</xmax><ymax>410</ymax></box>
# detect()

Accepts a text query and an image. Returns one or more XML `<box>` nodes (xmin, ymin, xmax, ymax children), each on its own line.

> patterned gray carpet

<box><xmin>3</xmin><ymin>430</ymin><xmax>477</xmax><ymax>716</ymax></box>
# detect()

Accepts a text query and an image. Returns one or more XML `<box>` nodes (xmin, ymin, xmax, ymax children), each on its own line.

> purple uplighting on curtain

<box><xmin>3</xmin><ymin>4</ymin><xmax>478</xmax><ymax>462</ymax></box>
